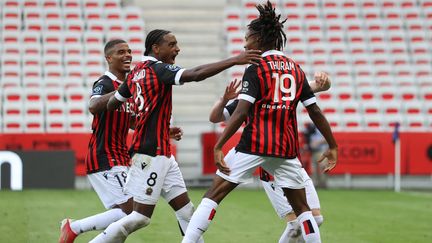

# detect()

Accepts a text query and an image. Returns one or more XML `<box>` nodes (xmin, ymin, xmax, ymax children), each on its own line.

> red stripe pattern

<box><xmin>85</xmin><ymin>77</ymin><xmax>133</xmax><ymax>174</ymax></box>
<box><xmin>236</xmin><ymin>53</ymin><xmax>313</xmax><ymax>159</ymax></box>
<box><xmin>302</xmin><ymin>219</ymin><xmax>315</xmax><ymax>235</ymax></box>
<box><xmin>126</xmin><ymin>61</ymin><xmax>173</xmax><ymax>157</ymax></box>
<box><xmin>208</xmin><ymin>208</ymin><xmax>217</xmax><ymax>220</ymax></box>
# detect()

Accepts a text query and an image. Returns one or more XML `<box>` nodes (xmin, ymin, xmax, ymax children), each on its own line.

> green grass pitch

<box><xmin>0</xmin><ymin>189</ymin><xmax>431</xmax><ymax>242</ymax></box>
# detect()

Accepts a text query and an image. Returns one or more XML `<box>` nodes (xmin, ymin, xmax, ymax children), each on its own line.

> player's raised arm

<box><xmin>179</xmin><ymin>50</ymin><xmax>261</xmax><ymax>83</ymax></box>
<box><xmin>309</xmin><ymin>71</ymin><xmax>331</xmax><ymax>93</ymax></box>
<box><xmin>209</xmin><ymin>79</ymin><xmax>241</xmax><ymax>123</ymax></box>
<box><xmin>306</xmin><ymin>104</ymin><xmax>338</xmax><ymax>172</ymax></box>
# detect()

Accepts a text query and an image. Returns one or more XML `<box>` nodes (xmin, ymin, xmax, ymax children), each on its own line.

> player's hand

<box><xmin>313</xmin><ymin>71</ymin><xmax>331</xmax><ymax>92</ymax></box>
<box><xmin>233</xmin><ymin>50</ymin><xmax>262</xmax><ymax>65</ymax></box>
<box><xmin>223</xmin><ymin>79</ymin><xmax>241</xmax><ymax>102</ymax></box>
<box><xmin>214</xmin><ymin>148</ymin><xmax>230</xmax><ymax>175</ymax></box>
<box><xmin>317</xmin><ymin>147</ymin><xmax>338</xmax><ymax>173</ymax></box>
<box><xmin>169</xmin><ymin>127</ymin><xmax>183</xmax><ymax>141</ymax></box>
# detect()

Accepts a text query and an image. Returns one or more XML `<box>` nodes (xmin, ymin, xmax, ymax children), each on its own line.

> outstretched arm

<box><xmin>306</xmin><ymin>103</ymin><xmax>338</xmax><ymax>172</ymax></box>
<box><xmin>213</xmin><ymin>100</ymin><xmax>251</xmax><ymax>175</ymax></box>
<box><xmin>180</xmin><ymin>50</ymin><xmax>261</xmax><ymax>83</ymax></box>
<box><xmin>209</xmin><ymin>79</ymin><xmax>241</xmax><ymax>123</ymax></box>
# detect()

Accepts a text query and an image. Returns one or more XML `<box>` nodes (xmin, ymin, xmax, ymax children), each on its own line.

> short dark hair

<box><xmin>248</xmin><ymin>1</ymin><xmax>287</xmax><ymax>50</ymax></box>
<box><xmin>144</xmin><ymin>29</ymin><xmax>171</xmax><ymax>55</ymax></box>
<box><xmin>104</xmin><ymin>39</ymin><xmax>127</xmax><ymax>56</ymax></box>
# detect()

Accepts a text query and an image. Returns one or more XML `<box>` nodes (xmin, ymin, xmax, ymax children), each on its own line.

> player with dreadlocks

<box><xmin>182</xmin><ymin>1</ymin><xmax>337</xmax><ymax>243</ymax></box>
<box><xmin>88</xmin><ymin>28</ymin><xmax>261</xmax><ymax>243</ymax></box>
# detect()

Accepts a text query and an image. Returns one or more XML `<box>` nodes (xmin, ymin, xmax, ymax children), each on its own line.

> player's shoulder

<box><xmin>92</xmin><ymin>75</ymin><xmax>114</xmax><ymax>90</ymax></box>
<box><xmin>152</xmin><ymin>61</ymin><xmax>182</xmax><ymax>72</ymax></box>
<box><xmin>94</xmin><ymin>75</ymin><xmax>112</xmax><ymax>85</ymax></box>
<box><xmin>245</xmin><ymin>63</ymin><xmax>259</xmax><ymax>72</ymax></box>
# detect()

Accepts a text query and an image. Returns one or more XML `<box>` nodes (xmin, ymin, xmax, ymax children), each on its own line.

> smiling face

<box><xmin>106</xmin><ymin>42</ymin><xmax>132</xmax><ymax>73</ymax></box>
<box><xmin>153</xmin><ymin>33</ymin><xmax>180</xmax><ymax>64</ymax></box>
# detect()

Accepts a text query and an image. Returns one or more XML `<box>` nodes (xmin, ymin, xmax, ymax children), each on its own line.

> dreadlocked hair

<box><xmin>144</xmin><ymin>29</ymin><xmax>171</xmax><ymax>55</ymax></box>
<box><xmin>248</xmin><ymin>0</ymin><xmax>287</xmax><ymax>50</ymax></box>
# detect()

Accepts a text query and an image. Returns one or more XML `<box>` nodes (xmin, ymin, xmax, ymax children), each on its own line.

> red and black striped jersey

<box><xmin>115</xmin><ymin>56</ymin><xmax>185</xmax><ymax>157</ymax></box>
<box><xmin>85</xmin><ymin>71</ymin><xmax>135</xmax><ymax>174</ymax></box>
<box><xmin>235</xmin><ymin>50</ymin><xmax>316</xmax><ymax>159</ymax></box>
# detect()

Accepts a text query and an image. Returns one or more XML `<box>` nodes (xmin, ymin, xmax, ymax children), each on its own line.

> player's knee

<box><xmin>175</xmin><ymin>202</ymin><xmax>195</xmax><ymax>221</ymax></box>
<box><xmin>314</xmin><ymin>215</ymin><xmax>324</xmax><ymax>227</ymax></box>
<box><xmin>122</xmin><ymin>211</ymin><xmax>151</xmax><ymax>234</ymax></box>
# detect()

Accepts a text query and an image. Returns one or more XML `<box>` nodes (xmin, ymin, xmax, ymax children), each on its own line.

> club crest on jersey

<box><xmin>132</xmin><ymin>70</ymin><xmax>145</xmax><ymax>82</ymax></box>
<box><xmin>165</xmin><ymin>64</ymin><xmax>181</xmax><ymax>72</ymax></box>
<box><xmin>242</xmin><ymin>80</ymin><xmax>249</xmax><ymax>92</ymax></box>
<box><xmin>93</xmin><ymin>85</ymin><xmax>103</xmax><ymax>95</ymax></box>
<box><xmin>145</xmin><ymin>187</ymin><xmax>153</xmax><ymax>195</ymax></box>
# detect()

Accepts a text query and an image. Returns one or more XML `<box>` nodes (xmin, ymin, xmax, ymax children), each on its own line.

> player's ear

<box><xmin>152</xmin><ymin>44</ymin><xmax>159</xmax><ymax>55</ymax></box>
<box><xmin>105</xmin><ymin>55</ymin><xmax>112</xmax><ymax>64</ymax></box>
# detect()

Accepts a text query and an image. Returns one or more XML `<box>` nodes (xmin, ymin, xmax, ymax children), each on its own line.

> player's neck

<box><xmin>109</xmin><ymin>69</ymin><xmax>126</xmax><ymax>82</ymax></box>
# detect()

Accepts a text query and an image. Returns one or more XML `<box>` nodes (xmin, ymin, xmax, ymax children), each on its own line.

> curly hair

<box><xmin>247</xmin><ymin>1</ymin><xmax>287</xmax><ymax>50</ymax></box>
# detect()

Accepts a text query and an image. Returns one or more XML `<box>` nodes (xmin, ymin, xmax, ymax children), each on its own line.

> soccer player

<box><xmin>182</xmin><ymin>2</ymin><xmax>338</xmax><ymax>243</ymax></box>
<box><xmin>58</xmin><ymin>39</ymin><xmax>134</xmax><ymax>243</ymax></box>
<box><xmin>58</xmin><ymin>39</ymin><xmax>185</xmax><ymax>243</ymax></box>
<box><xmin>209</xmin><ymin>74</ymin><xmax>330</xmax><ymax>243</ymax></box>
<box><xmin>88</xmin><ymin>29</ymin><xmax>262</xmax><ymax>243</ymax></box>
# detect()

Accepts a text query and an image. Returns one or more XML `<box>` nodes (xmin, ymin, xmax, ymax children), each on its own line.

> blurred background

<box><xmin>0</xmin><ymin>0</ymin><xmax>431</xmax><ymax>191</ymax></box>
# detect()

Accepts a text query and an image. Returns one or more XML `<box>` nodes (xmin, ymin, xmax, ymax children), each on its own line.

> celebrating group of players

<box><xmin>59</xmin><ymin>1</ymin><xmax>338</xmax><ymax>243</ymax></box>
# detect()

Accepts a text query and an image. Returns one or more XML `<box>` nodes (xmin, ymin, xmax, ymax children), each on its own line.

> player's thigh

<box><xmin>124</xmin><ymin>154</ymin><xmax>171</xmax><ymax>205</ymax></box>
<box><xmin>216</xmin><ymin>148</ymin><xmax>264</xmax><ymax>184</ymax></box>
<box><xmin>261</xmin><ymin>157</ymin><xmax>305</xmax><ymax>189</ymax></box>
<box><xmin>305</xmin><ymin>178</ymin><xmax>321</xmax><ymax>210</ymax></box>
<box><xmin>261</xmin><ymin>180</ymin><xmax>293</xmax><ymax>218</ymax></box>
<box><xmin>87</xmin><ymin>166</ymin><xmax>131</xmax><ymax>209</ymax></box>
<box><xmin>160</xmin><ymin>156</ymin><xmax>187</xmax><ymax>203</ymax></box>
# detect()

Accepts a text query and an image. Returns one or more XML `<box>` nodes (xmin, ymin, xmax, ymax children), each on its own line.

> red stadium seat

<box><xmin>363</xmin><ymin>114</ymin><xmax>384</xmax><ymax>130</ymax></box>
<box><xmin>3</xmin><ymin>115</ymin><xmax>24</xmax><ymax>133</ymax></box>
<box><xmin>63</xmin><ymin>8</ymin><xmax>82</xmax><ymax>20</ymax></box>
<box><xmin>3</xmin><ymin>0</ymin><xmax>20</xmax><ymax>7</ymax></box>
<box><xmin>84</xmin><ymin>8</ymin><xmax>103</xmax><ymax>20</ymax></box>
<box><xmin>41</xmin><ymin>0</ymin><xmax>60</xmax><ymax>8</ymax></box>
<box><xmin>65</xmin><ymin>19</ymin><xmax>84</xmax><ymax>32</ymax></box>
<box><xmin>24</xmin><ymin>101</ymin><xmax>44</xmax><ymax>117</ymax></box>
<box><xmin>118</xmin><ymin>6</ymin><xmax>138</xmax><ymax>20</ymax></box>
<box><xmin>23</xmin><ymin>0</ymin><xmax>39</xmax><ymax>8</ymax></box>
<box><xmin>403</xmin><ymin>101</ymin><xmax>423</xmax><ymax>115</ymax></box>
<box><xmin>104</xmin><ymin>0</ymin><xmax>120</xmax><ymax>9</ymax></box>
<box><xmin>2</xmin><ymin>19</ymin><xmax>21</xmax><ymax>32</ymax></box>
<box><xmin>3</xmin><ymin>87</ymin><xmax>23</xmax><ymax>103</ymax></box>
<box><xmin>46</xmin><ymin>115</ymin><xmax>67</xmax><ymax>133</ymax></box>
<box><xmin>105</xmin><ymin>8</ymin><xmax>122</xmax><ymax>20</ymax></box>
<box><xmin>2</xmin><ymin>7</ymin><xmax>21</xmax><ymax>20</ymax></box>
<box><xmin>357</xmin><ymin>86</ymin><xmax>378</xmax><ymax>101</ymax></box>
<box><xmin>420</xmin><ymin>87</ymin><xmax>432</xmax><ymax>100</ymax></box>
<box><xmin>45</xmin><ymin>87</ymin><xmax>64</xmax><ymax>103</ymax></box>
<box><xmin>24</xmin><ymin>116</ymin><xmax>45</xmax><ymax>133</ymax></box>
<box><xmin>84</xmin><ymin>0</ymin><xmax>100</xmax><ymax>8</ymax></box>
<box><xmin>68</xmin><ymin>115</ymin><xmax>90</xmax><ymax>132</ymax></box>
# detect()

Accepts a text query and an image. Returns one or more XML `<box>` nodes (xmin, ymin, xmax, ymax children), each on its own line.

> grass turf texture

<box><xmin>0</xmin><ymin>189</ymin><xmax>430</xmax><ymax>243</ymax></box>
